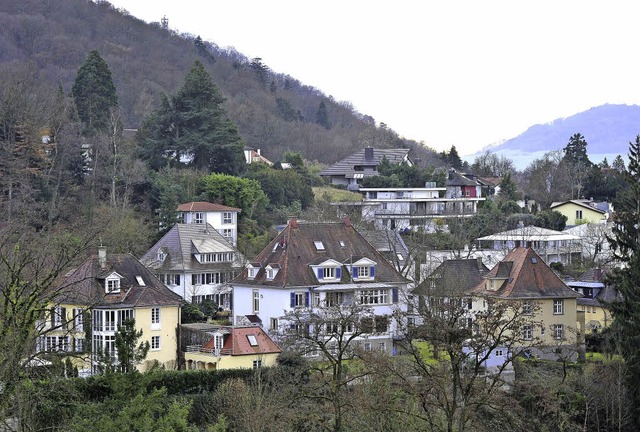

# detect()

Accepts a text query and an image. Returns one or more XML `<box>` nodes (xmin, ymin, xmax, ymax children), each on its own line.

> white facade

<box><xmin>359</xmin><ymin>187</ymin><xmax>484</xmax><ymax>232</ymax></box>
<box><xmin>180</xmin><ymin>209</ymin><xmax>239</xmax><ymax>246</ymax></box>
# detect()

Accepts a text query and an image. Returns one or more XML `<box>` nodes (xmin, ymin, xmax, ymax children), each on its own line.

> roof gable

<box><xmin>467</xmin><ymin>247</ymin><xmax>581</xmax><ymax>299</ymax></box>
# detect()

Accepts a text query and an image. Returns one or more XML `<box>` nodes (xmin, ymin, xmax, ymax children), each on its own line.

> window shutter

<box><xmin>352</xmin><ymin>267</ymin><xmax>358</xmax><ymax>279</ymax></box>
<box><xmin>392</xmin><ymin>288</ymin><xmax>399</xmax><ymax>303</ymax></box>
<box><xmin>175</xmin><ymin>274</ymin><xmax>181</xmax><ymax>285</ymax></box>
<box><xmin>290</xmin><ymin>292</ymin><xmax>295</xmax><ymax>307</ymax></box>
<box><xmin>192</xmin><ymin>274</ymin><xmax>197</xmax><ymax>285</ymax></box>
<box><xmin>336</xmin><ymin>267</ymin><xmax>342</xmax><ymax>279</ymax></box>
<box><xmin>370</xmin><ymin>266</ymin><xmax>376</xmax><ymax>277</ymax></box>
<box><xmin>317</xmin><ymin>268</ymin><xmax>323</xmax><ymax>280</ymax></box>
<box><xmin>305</xmin><ymin>292</ymin><xmax>310</xmax><ymax>307</ymax></box>
<box><xmin>50</xmin><ymin>308</ymin><xmax>56</xmax><ymax>327</ymax></box>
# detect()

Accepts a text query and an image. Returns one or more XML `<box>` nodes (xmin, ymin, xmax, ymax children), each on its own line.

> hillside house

<box><xmin>550</xmin><ymin>200</ymin><xmax>609</xmax><ymax>226</ymax></box>
<box><xmin>181</xmin><ymin>323</ymin><xmax>281</xmax><ymax>370</ymax></box>
<box><xmin>467</xmin><ymin>247</ymin><xmax>582</xmax><ymax>360</ymax></box>
<box><xmin>177</xmin><ymin>201</ymin><xmax>240</xmax><ymax>246</ymax></box>
<box><xmin>140</xmin><ymin>223</ymin><xmax>244</xmax><ymax>307</ymax></box>
<box><xmin>229</xmin><ymin>218</ymin><xmax>409</xmax><ymax>355</ymax></box>
<box><xmin>319</xmin><ymin>147</ymin><xmax>412</xmax><ymax>190</ymax></box>
<box><xmin>566</xmin><ymin>268</ymin><xmax>619</xmax><ymax>333</ymax></box>
<box><xmin>38</xmin><ymin>248</ymin><xmax>182</xmax><ymax>376</ymax></box>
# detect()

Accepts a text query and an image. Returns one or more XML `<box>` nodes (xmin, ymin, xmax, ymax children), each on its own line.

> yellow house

<box><xmin>467</xmin><ymin>247</ymin><xmax>582</xmax><ymax>360</ymax></box>
<box><xmin>38</xmin><ymin>248</ymin><xmax>183</xmax><ymax>376</ymax></box>
<box><xmin>550</xmin><ymin>200</ymin><xmax>608</xmax><ymax>226</ymax></box>
<box><xmin>182</xmin><ymin>323</ymin><xmax>281</xmax><ymax>370</ymax></box>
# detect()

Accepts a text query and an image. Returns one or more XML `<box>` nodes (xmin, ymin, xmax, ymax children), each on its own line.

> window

<box><xmin>523</xmin><ymin>301</ymin><xmax>533</xmax><ymax>315</ymax></box>
<box><xmin>214</xmin><ymin>334</ymin><xmax>224</xmax><ymax>351</ymax></box>
<box><xmin>247</xmin><ymin>334</ymin><xmax>258</xmax><ymax>346</ymax></box>
<box><xmin>106</xmin><ymin>277</ymin><xmax>120</xmax><ymax>293</ymax></box>
<box><xmin>314</xmin><ymin>241</ymin><xmax>325</xmax><ymax>251</ymax></box>
<box><xmin>364</xmin><ymin>342</ymin><xmax>372</xmax><ymax>352</ymax></box>
<box><xmin>379</xmin><ymin>342</ymin><xmax>386</xmax><ymax>352</ymax></box>
<box><xmin>151</xmin><ymin>308</ymin><xmax>160</xmax><ymax>329</ymax></box>
<box><xmin>553</xmin><ymin>299</ymin><xmax>564</xmax><ymax>315</ymax></box>
<box><xmin>157</xmin><ymin>250</ymin><xmax>165</xmax><ymax>261</ymax></box>
<box><xmin>381</xmin><ymin>202</ymin><xmax>388</xmax><ymax>210</ymax></box>
<box><xmin>194</xmin><ymin>212</ymin><xmax>204</xmax><ymax>224</ymax></box>
<box><xmin>313</xmin><ymin>292</ymin><xmax>321</xmax><ymax>307</ymax></box>
<box><xmin>253</xmin><ymin>360</ymin><xmax>262</xmax><ymax>369</ymax></box>
<box><xmin>248</xmin><ymin>268</ymin><xmax>257</xmax><ymax>279</ymax></box>
<box><xmin>358</xmin><ymin>289</ymin><xmax>389</xmax><ymax>305</ymax></box>
<box><xmin>51</xmin><ymin>306</ymin><xmax>66</xmax><ymax>329</ymax></box>
<box><xmin>540</xmin><ymin>323</ymin><xmax>545</xmax><ymax>336</ymax></box>
<box><xmin>325</xmin><ymin>292</ymin><xmax>344</xmax><ymax>307</ymax></box>
<box><xmin>358</xmin><ymin>266</ymin><xmax>370</xmax><ymax>278</ymax></box>
<box><xmin>222</xmin><ymin>228</ymin><xmax>233</xmax><ymax>239</ymax></box>
<box><xmin>223</xmin><ymin>212</ymin><xmax>233</xmax><ymax>224</ymax></box>
<box><xmin>495</xmin><ymin>349</ymin><xmax>504</xmax><ymax>356</ymax></box>
<box><xmin>553</xmin><ymin>324</ymin><xmax>564</xmax><ymax>340</ymax></box>
<box><xmin>151</xmin><ymin>336</ymin><xmax>160</xmax><ymax>350</ymax></box>
<box><xmin>270</xmin><ymin>317</ymin><xmax>279</xmax><ymax>332</ymax></box>
<box><xmin>73</xmin><ymin>308</ymin><xmax>84</xmax><ymax>331</ymax></box>
<box><xmin>253</xmin><ymin>290</ymin><xmax>260</xmax><ymax>313</ymax></box>
<box><xmin>74</xmin><ymin>337</ymin><xmax>84</xmax><ymax>353</ymax></box>
<box><xmin>523</xmin><ymin>324</ymin><xmax>532</xmax><ymax>340</ymax></box>
<box><xmin>294</xmin><ymin>292</ymin><xmax>305</xmax><ymax>307</ymax></box>
<box><xmin>576</xmin><ymin>210</ymin><xmax>583</xmax><ymax>220</ymax></box>
<box><xmin>323</xmin><ymin>267</ymin><xmax>336</xmax><ymax>279</ymax></box>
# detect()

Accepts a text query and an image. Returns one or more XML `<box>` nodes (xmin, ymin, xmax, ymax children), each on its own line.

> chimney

<box><xmin>257</xmin><ymin>148</ymin><xmax>261</xmax><ymax>156</ymax></box>
<box><xmin>343</xmin><ymin>216</ymin><xmax>351</xmax><ymax>228</ymax></box>
<box><xmin>364</xmin><ymin>147</ymin><xmax>374</xmax><ymax>161</ymax></box>
<box><xmin>289</xmin><ymin>217</ymin><xmax>298</xmax><ymax>228</ymax></box>
<box><xmin>98</xmin><ymin>247</ymin><xmax>107</xmax><ymax>269</ymax></box>
<box><xmin>476</xmin><ymin>257</ymin><xmax>484</xmax><ymax>271</ymax></box>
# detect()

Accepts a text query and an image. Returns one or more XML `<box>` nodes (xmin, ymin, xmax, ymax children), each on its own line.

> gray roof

<box><xmin>319</xmin><ymin>147</ymin><xmax>410</xmax><ymax>178</ymax></box>
<box><xmin>477</xmin><ymin>226</ymin><xmax>581</xmax><ymax>242</ymax></box>
<box><xmin>140</xmin><ymin>223</ymin><xmax>243</xmax><ymax>272</ymax></box>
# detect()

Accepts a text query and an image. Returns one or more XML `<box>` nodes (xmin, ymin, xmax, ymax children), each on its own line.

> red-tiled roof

<box><xmin>202</xmin><ymin>326</ymin><xmax>281</xmax><ymax>356</ymax></box>
<box><xmin>467</xmin><ymin>247</ymin><xmax>581</xmax><ymax>299</ymax></box>
<box><xmin>177</xmin><ymin>201</ymin><xmax>241</xmax><ymax>212</ymax></box>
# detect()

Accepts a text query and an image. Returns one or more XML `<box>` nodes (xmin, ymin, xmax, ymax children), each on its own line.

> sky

<box><xmin>107</xmin><ymin>0</ymin><xmax>640</xmax><ymax>156</ymax></box>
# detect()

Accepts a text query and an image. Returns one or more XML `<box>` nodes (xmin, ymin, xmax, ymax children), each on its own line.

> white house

<box><xmin>177</xmin><ymin>201</ymin><xmax>241</xmax><ymax>246</ymax></box>
<box><xmin>140</xmin><ymin>223</ymin><xmax>244</xmax><ymax>307</ymax></box>
<box><xmin>229</xmin><ymin>218</ymin><xmax>409</xmax><ymax>354</ymax></box>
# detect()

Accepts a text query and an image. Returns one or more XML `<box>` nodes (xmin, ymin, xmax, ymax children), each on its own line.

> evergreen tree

<box><xmin>250</xmin><ymin>57</ymin><xmax>269</xmax><ymax>87</ymax></box>
<box><xmin>139</xmin><ymin>61</ymin><xmax>245</xmax><ymax>175</ymax></box>
<box><xmin>562</xmin><ymin>133</ymin><xmax>592</xmax><ymax>167</ymax></box>
<box><xmin>498</xmin><ymin>171</ymin><xmax>521</xmax><ymax>202</ymax></box>
<box><xmin>114</xmin><ymin>318</ymin><xmax>150</xmax><ymax>373</ymax></box>
<box><xmin>606</xmin><ymin>135</ymin><xmax>640</xmax><ymax>426</ymax></box>
<box><xmin>72</xmin><ymin>50</ymin><xmax>118</xmax><ymax>134</ymax></box>
<box><xmin>446</xmin><ymin>145</ymin><xmax>463</xmax><ymax>170</ymax></box>
<box><xmin>316</xmin><ymin>100</ymin><xmax>331</xmax><ymax>129</ymax></box>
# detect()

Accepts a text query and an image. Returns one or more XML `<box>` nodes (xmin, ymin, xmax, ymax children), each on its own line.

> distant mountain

<box><xmin>469</xmin><ymin>104</ymin><xmax>640</xmax><ymax>169</ymax></box>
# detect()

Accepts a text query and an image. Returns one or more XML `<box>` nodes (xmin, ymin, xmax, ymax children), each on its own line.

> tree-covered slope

<box><xmin>0</xmin><ymin>0</ymin><xmax>439</xmax><ymax>165</ymax></box>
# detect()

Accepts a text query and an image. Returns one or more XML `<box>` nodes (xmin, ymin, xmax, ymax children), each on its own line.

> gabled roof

<box><xmin>56</xmin><ymin>253</ymin><xmax>183</xmax><ymax>308</ymax></box>
<box><xmin>467</xmin><ymin>247</ymin><xmax>581</xmax><ymax>299</ymax></box>
<box><xmin>319</xmin><ymin>147</ymin><xmax>410</xmax><ymax>177</ymax></box>
<box><xmin>446</xmin><ymin>170</ymin><xmax>479</xmax><ymax>187</ymax></box>
<box><xmin>232</xmin><ymin>219</ymin><xmax>408</xmax><ymax>288</ymax></box>
<box><xmin>550</xmin><ymin>200</ymin><xmax>606</xmax><ymax>215</ymax></box>
<box><xmin>415</xmin><ymin>258</ymin><xmax>489</xmax><ymax>296</ymax></box>
<box><xmin>140</xmin><ymin>224</ymin><xmax>242</xmax><ymax>272</ymax></box>
<box><xmin>477</xmin><ymin>226</ymin><xmax>581</xmax><ymax>242</ymax></box>
<box><xmin>177</xmin><ymin>201</ymin><xmax>241</xmax><ymax>212</ymax></box>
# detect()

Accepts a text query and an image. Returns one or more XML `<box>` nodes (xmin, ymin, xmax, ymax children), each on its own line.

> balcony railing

<box><xmin>185</xmin><ymin>345</ymin><xmax>232</xmax><ymax>356</ymax></box>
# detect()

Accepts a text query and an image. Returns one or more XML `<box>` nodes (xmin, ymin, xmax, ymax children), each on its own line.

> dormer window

<box><xmin>247</xmin><ymin>263</ymin><xmax>261</xmax><ymax>280</ymax></box>
<box><xmin>348</xmin><ymin>258</ymin><xmax>377</xmax><ymax>281</ymax></box>
<box><xmin>312</xmin><ymin>259</ymin><xmax>342</xmax><ymax>283</ymax></box>
<box><xmin>265</xmin><ymin>264</ymin><xmax>280</xmax><ymax>281</ymax></box>
<box><xmin>157</xmin><ymin>249</ymin><xmax>166</xmax><ymax>262</ymax></box>
<box><xmin>105</xmin><ymin>274</ymin><xmax>121</xmax><ymax>293</ymax></box>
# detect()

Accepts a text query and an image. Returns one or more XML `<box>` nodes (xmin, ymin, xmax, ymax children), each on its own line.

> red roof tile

<box><xmin>177</xmin><ymin>201</ymin><xmax>241</xmax><ymax>212</ymax></box>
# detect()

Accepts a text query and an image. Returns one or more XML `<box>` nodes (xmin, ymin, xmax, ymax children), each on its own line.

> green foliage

<box><xmin>606</xmin><ymin>134</ymin><xmax>640</xmax><ymax>425</ymax></box>
<box><xmin>244</xmin><ymin>163</ymin><xmax>313</xmax><ymax>212</ymax></box>
<box><xmin>315</xmin><ymin>100</ymin><xmax>331</xmax><ymax>129</ymax></box>
<box><xmin>563</xmin><ymin>133</ymin><xmax>592</xmax><ymax>167</ymax></box>
<box><xmin>200</xmin><ymin>172</ymin><xmax>269</xmax><ymax>220</ymax></box>
<box><xmin>114</xmin><ymin>318</ymin><xmax>150</xmax><ymax>373</ymax></box>
<box><xmin>361</xmin><ymin>157</ymin><xmax>442</xmax><ymax>188</ymax></box>
<box><xmin>182</xmin><ymin>303</ymin><xmax>205</xmax><ymax>324</ymax></box>
<box><xmin>72</xmin><ymin>49</ymin><xmax>118</xmax><ymax>134</ymax></box>
<box><xmin>139</xmin><ymin>61</ymin><xmax>245</xmax><ymax>175</ymax></box>
<box><xmin>498</xmin><ymin>171</ymin><xmax>521</xmax><ymax>202</ymax></box>
<box><xmin>441</xmin><ymin>145</ymin><xmax>463</xmax><ymax>170</ymax></box>
<box><xmin>534</xmin><ymin>209</ymin><xmax>567</xmax><ymax>231</ymax></box>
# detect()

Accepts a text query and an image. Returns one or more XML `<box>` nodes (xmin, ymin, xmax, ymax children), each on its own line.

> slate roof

<box><xmin>140</xmin><ymin>224</ymin><xmax>242</xmax><ymax>272</ymax></box>
<box><xmin>358</xmin><ymin>229</ymin><xmax>410</xmax><ymax>263</ymax></box>
<box><xmin>56</xmin><ymin>253</ymin><xmax>183</xmax><ymax>308</ymax></box>
<box><xmin>177</xmin><ymin>201</ymin><xmax>241</xmax><ymax>212</ymax></box>
<box><xmin>414</xmin><ymin>258</ymin><xmax>489</xmax><ymax>296</ymax></box>
<box><xmin>232</xmin><ymin>219</ymin><xmax>408</xmax><ymax>288</ymax></box>
<box><xmin>567</xmin><ymin>268</ymin><xmax>621</xmax><ymax>307</ymax></box>
<box><xmin>467</xmin><ymin>247</ymin><xmax>581</xmax><ymax>299</ymax></box>
<box><xmin>446</xmin><ymin>169</ymin><xmax>479</xmax><ymax>187</ymax></box>
<box><xmin>319</xmin><ymin>147</ymin><xmax>410</xmax><ymax>178</ymax></box>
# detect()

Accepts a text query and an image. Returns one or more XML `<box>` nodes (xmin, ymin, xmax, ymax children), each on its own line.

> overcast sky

<box><xmin>107</xmin><ymin>0</ymin><xmax>640</xmax><ymax>155</ymax></box>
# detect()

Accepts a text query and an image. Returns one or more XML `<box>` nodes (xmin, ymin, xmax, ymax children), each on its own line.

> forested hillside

<box><xmin>0</xmin><ymin>0</ymin><xmax>439</xmax><ymax>165</ymax></box>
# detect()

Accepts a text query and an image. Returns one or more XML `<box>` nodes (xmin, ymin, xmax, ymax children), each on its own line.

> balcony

<box><xmin>185</xmin><ymin>345</ymin><xmax>232</xmax><ymax>356</ymax></box>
